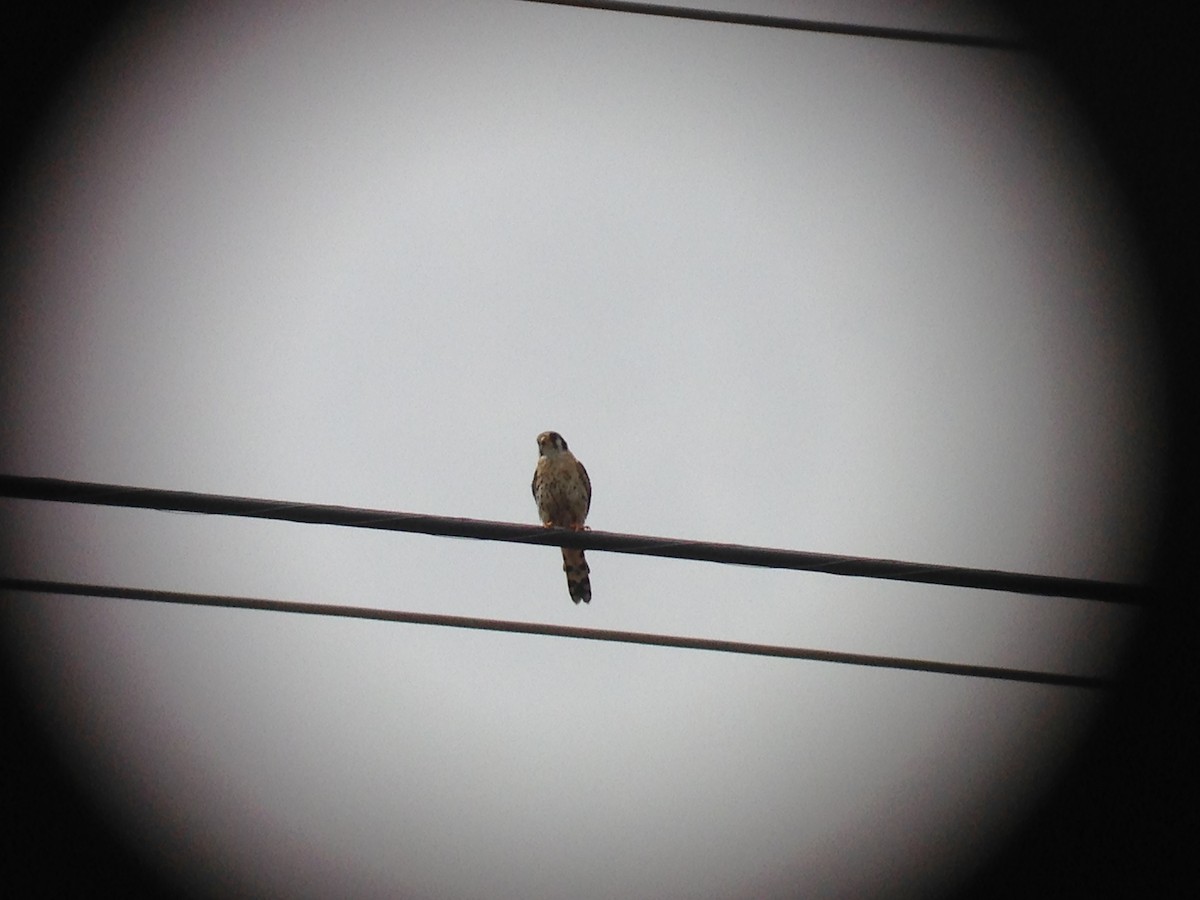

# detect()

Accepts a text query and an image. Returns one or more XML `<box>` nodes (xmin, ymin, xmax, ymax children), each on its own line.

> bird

<box><xmin>532</xmin><ymin>431</ymin><xmax>592</xmax><ymax>603</ymax></box>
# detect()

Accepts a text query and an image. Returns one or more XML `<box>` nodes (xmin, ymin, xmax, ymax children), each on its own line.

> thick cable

<box><xmin>0</xmin><ymin>474</ymin><xmax>1143</xmax><ymax>604</ymax></box>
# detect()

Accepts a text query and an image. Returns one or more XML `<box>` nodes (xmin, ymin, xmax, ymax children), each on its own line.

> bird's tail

<box><xmin>562</xmin><ymin>548</ymin><xmax>591</xmax><ymax>604</ymax></box>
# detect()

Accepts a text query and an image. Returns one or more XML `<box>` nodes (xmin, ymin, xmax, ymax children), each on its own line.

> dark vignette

<box><xmin>1</xmin><ymin>2</ymin><xmax>1194</xmax><ymax>898</ymax></box>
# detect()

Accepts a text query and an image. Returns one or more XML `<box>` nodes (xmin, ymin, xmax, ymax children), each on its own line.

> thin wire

<box><xmin>0</xmin><ymin>474</ymin><xmax>1144</xmax><ymax>604</ymax></box>
<box><xmin>0</xmin><ymin>577</ymin><xmax>1114</xmax><ymax>689</ymax></box>
<box><xmin>517</xmin><ymin>0</ymin><xmax>1025</xmax><ymax>51</ymax></box>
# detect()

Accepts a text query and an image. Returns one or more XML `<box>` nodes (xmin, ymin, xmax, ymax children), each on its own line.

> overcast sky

<box><xmin>0</xmin><ymin>2</ymin><xmax>1165</xmax><ymax>898</ymax></box>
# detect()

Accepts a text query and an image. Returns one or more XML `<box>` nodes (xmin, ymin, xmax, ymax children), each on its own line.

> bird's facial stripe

<box><xmin>537</xmin><ymin>431</ymin><xmax>569</xmax><ymax>454</ymax></box>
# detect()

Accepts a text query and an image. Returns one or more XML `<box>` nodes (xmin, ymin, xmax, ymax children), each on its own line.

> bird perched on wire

<box><xmin>532</xmin><ymin>431</ymin><xmax>592</xmax><ymax>604</ymax></box>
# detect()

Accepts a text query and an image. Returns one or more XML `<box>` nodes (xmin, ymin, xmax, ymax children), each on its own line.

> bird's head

<box><xmin>536</xmin><ymin>431</ymin><xmax>569</xmax><ymax>456</ymax></box>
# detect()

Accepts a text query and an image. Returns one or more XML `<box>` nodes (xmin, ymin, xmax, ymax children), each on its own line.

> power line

<box><xmin>0</xmin><ymin>577</ymin><xmax>1114</xmax><ymax>689</ymax></box>
<box><xmin>0</xmin><ymin>474</ymin><xmax>1144</xmax><ymax>604</ymax></box>
<box><xmin>518</xmin><ymin>0</ymin><xmax>1025</xmax><ymax>50</ymax></box>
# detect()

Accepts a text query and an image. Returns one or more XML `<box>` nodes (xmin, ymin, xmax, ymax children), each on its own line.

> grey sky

<box><xmin>1</xmin><ymin>2</ymin><xmax>1163</xmax><ymax>898</ymax></box>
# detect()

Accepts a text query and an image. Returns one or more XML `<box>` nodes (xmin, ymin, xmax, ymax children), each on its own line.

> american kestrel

<box><xmin>532</xmin><ymin>431</ymin><xmax>592</xmax><ymax>604</ymax></box>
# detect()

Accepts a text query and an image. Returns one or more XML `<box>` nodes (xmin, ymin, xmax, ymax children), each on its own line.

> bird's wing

<box><xmin>576</xmin><ymin>458</ymin><xmax>592</xmax><ymax>516</ymax></box>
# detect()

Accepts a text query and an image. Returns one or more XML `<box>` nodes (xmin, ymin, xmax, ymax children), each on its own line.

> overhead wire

<box><xmin>0</xmin><ymin>577</ymin><xmax>1115</xmax><ymax>689</ymax></box>
<box><xmin>0</xmin><ymin>474</ymin><xmax>1144</xmax><ymax>603</ymax></box>
<box><xmin>516</xmin><ymin>0</ymin><xmax>1025</xmax><ymax>50</ymax></box>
